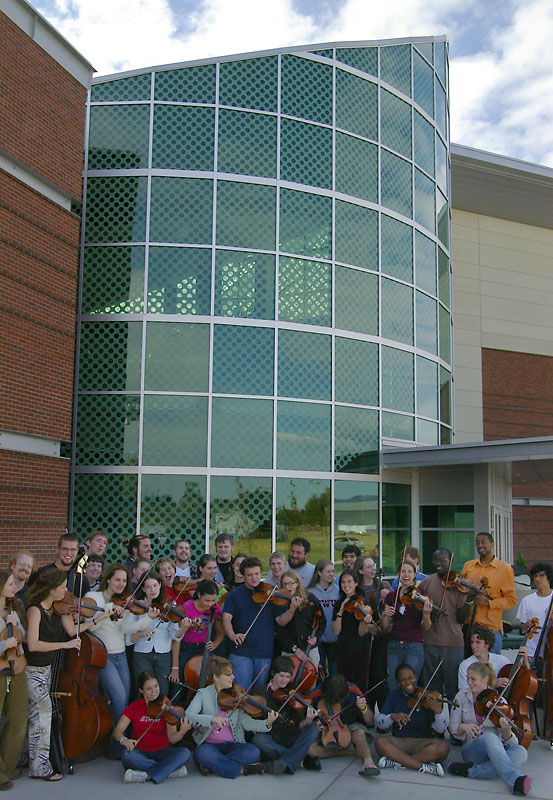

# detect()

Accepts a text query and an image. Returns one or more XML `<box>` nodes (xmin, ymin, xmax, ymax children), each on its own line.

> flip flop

<box><xmin>359</xmin><ymin>766</ymin><xmax>380</xmax><ymax>777</ymax></box>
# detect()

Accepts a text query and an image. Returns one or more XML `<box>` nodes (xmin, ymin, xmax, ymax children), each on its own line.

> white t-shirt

<box><xmin>517</xmin><ymin>591</ymin><xmax>553</xmax><ymax>657</ymax></box>
<box><xmin>458</xmin><ymin>652</ymin><xmax>511</xmax><ymax>691</ymax></box>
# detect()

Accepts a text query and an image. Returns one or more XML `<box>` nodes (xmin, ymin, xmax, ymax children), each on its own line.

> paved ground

<box><xmin>14</xmin><ymin>736</ymin><xmax>552</xmax><ymax>799</ymax></box>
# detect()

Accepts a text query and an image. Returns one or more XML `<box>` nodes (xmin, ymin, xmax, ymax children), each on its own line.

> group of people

<box><xmin>0</xmin><ymin>528</ymin><xmax>551</xmax><ymax>795</ymax></box>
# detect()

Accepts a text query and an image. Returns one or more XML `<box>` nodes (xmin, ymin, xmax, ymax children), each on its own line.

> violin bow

<box><xmin>475</xmin><ymin>664</ymin><xmax>522</xmax><ymax>732</ymax></box>
<box><xmin>237</xmin><ymin>584</ymin><xmax>278</xmax><ymax>646</ymax></box>
<box><xmin>225</xmin><ymin>662</ymin><xmax>269</xmax><ymax>721</ymax></box>
<box><xmin>325</xmin><ymin>679</ymin><xmax>386</xmax><ymax>723</ymax></box>
<box><xmin>134</xmin><ymin>685</ymin><xmax>185</xmax><ymax>746</ymax></box>
<box><xmin>439</xmin><ymin>551</ymin><xmax>454</xmax><ymax>611</ymax></box>
<box><xmin>274</xmin><ymin>671</ymin><xmax>312</xmax><ymax>717</ymax></box>
<box><xmin>394</xmin><ymin>546</ymin><xmax>408</xmax><ymax>613</ymax></box>
<box><xmin>403</xmin><ymin>660</ymin><xmax>443</xmax><ymax>725</ymax></box>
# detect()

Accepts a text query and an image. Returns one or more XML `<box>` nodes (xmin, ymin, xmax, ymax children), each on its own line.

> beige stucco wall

<box><xmin>451</xmin><ymin>208</ymin><xmax>553</xmax><ymax>443</ymax></box>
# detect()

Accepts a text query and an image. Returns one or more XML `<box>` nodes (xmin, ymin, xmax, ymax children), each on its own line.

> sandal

<box><xmin>41</xmin><ymin>773</ymin><xmax>63</xmax><ymax>782</ymax></box>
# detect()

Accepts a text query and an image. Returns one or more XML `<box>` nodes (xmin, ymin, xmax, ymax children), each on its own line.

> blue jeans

<box><xmin>229</xmin><ymin>654</ymin><xmax>271</xmax><ymax>692</ymax></box>
<box><xmin>387</xmin><ymin>640</ymin><xmax>424</xmax><ymax>691</ymax></box>
<box><xmin>100</xmin><ymin>652</ymin><xmax>131</xmax><ymax>758</ymax></box>
<box><xmin>193</xmin><ymin>741</ymin><xmax>260</xmax><ymax>779</ymax></box>
<box><xmin>133</xmin><ymin>650</ymin><xmax>171</xmax><ymax>698</ymax></box>
<box><xmin>253</xmin><ymin>724</ymin><xmax>319</xmax><ymax>773</ymax></box>
<box><xmin>490</xmin><ymin>631</ymin><xmax>503</xmax><ymax>654</ymax></box>
<box><xmin>122</xmin><ymin>746</ymin><xmax>190</xmax><ymax>783</ymax></box>
<box><xmin>462</xmin><ymin>732</ymin><xmax>527</xmax><ymax>791</ymax></box>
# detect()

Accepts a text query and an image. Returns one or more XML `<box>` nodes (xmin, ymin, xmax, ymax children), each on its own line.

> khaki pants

<box><xmin>0</xmin><ymin>671</ymin><xmax>28</xmax><ymax>782</ymax></box>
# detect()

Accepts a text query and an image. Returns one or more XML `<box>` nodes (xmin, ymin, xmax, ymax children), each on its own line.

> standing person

<box><xmin>275</xmin><ymin>570</ymin><xmax>325</xmax><ymax>662</ymax></box>
<box><xmin>0</xmin><ymin>571</ymin><xmax>28</xmax><ymax>790</ymax></box>
<box><xmin>391</xmin><ymin>547</ymin><xmax>426</xmax><ymax>590</ymax></box>
<box><xmin>27</xmin><ymin>533</ymin><xmax>90</xmax><ymax>596</ymax></box>
<box><xmin>222</xmin><ymin>557</ymin><xmax>286</xmax><ymax>691</ymax></box>
<box><xmin>447</xmin><ymin>662</ymin><xmax>531</xmax><ymax>795</ymax></box>
<box><xmin>381</xmin><ymin>560</ymin><xmax>432</xmax><ymax>691</ymax></box>
<box><xmin>9</xmin><ymin>550</ymin><xmax>35</xmax><ymax>603</ymax></box>
<box><xmin>266</xmin><ymin>538</ymin><xmax>315</xmax><ymax>587</ymax></box>
<box><xmin>124</xmin><ymin>535</ymin><xmax>152</xmax><ymax>572</ymax></box>
<box><xmin>213</xmin><ymin>534</ymin><xmax>234</xmax><ymax>585</ymax></box>
<box><xmin>112</xmin><ymin>671</ymin><xmax>191</xmax><ymax>784</ymax></box>
<box><xmin>130</xmin><ymin>559</ymin><xmax>151</xmax><ymax>592</ymax></box>
<box><xmin>375</xmin><ymin>663</ymin><xmax>449</xmax><ymax>776</ymax></box>
<box><xmin>332</xmin><ymin>570</ymin><xmax>373</xmax><ymax>698</ymax></box>
<box><xmin>186</xmin><ymin>655</ymin><xmax>277</xmax><ymax>778</ymax></box>
<box><xmin>155</xmin><ymin>558</ymin><xmax>179</xmax><ymax>603</ymax></box>
<box><xmin>356</xmin><ymin>556</ymin><xmax>392</xmax><ymax>715</ymax></box>
<box><xmin>25</xmin><ymin>569</ymin><xmax>109</xmax><ymax>779</ymax></box>
<box><xmin>174</xmin><ymin>538</ymin><xmax>197</xmax><ymax>580</ymax></box>
<box><xmin>334</xmin><ymin>544</ymin><xmax>361</xmax><ymax>586</ymax></box>
<box><xmin>419</xmin><ymin>548</ymin><xmax>472</xmax><ymax>702</ymax></box>
<box><xmin>86</xmin><ymin>531</ymin><xmax>109</xmax><ymax>557</ymax></box>
<box><xmin>307</xmin><ymin>559</ymin><xmax>339</xmax><ymax>677</ymax></box>
<box><xmin>226</xmin><ymin>553</ymin><xmax>247</xmax><ymax>590</ymax></box>
<box><xmin>84</xmin><ymin>554</ymin><xmax>104</xmax><ymax>592</ymax></box>
<box><xmin>516</xmin><ymin>561</ymin><xmax>553</xmax><ymax>666</ymax></box>
<box><xmin>265</xmin><ymin>551</ymin><xmax>286</xmax><ymax>587</ymax></box>
<box><xmin>170</xmin><ymin>579</ymin><xmax>224</xmax><ymax>685</ymax></box>
<box><xmin>461</xmin><ymin>532</ymin><xmax>516</xmax><ymax>654</ymax></box>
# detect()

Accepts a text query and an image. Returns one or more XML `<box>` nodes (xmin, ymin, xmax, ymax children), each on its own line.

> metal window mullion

<box><xmin>271</xmin><ymin>52</ymin><xmax>282</xmax><ymax>549</ymax></box>
<box><xmin>330</xmin><ymin>55</ymin><xmax>337</xmax><ymax>561</ymax></box>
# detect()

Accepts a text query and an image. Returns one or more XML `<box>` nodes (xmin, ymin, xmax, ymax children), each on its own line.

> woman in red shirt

<box><xmin>112</xmin><ymin>671</ymin><xmax>192</xmax><ymax>783</ymax></box>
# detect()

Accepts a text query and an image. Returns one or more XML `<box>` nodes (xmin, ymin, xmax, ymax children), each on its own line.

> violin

<box><xmin>401</xmin><ymin>585</ymin><xmax>447</xmax><ymax>616</ymax></box>
<box><xmin>172</xmin><ymin>578</ymin><xmax>199</xmax><ymax>598</ymax></box>
<box><xmin>272</xmin><ymin>687</ymin><xmax>329</xmax><ymax>728</ymax></box>
<box><xmin>53</xmin><ymin>591</ymin><xmax>104</xmax><ymax>618</ymax></box>
<box><xmin>406</xmin><ymin>687</ymin><xmax>459</xmax><ymax>710</ymax></box>
<box><xmin>443</xmin><ymin>571</ymin><xmax>493</xmax><ymax>600</ymax></box>
<box><xmin>0</xmin><ymin>600</ymin><xmax>26</xmax><ymax>676</ymax></box>
<box><xmin>146</xmin><ymin>697</ymin><xmax>203</xmax><ymax>733</ymax></box>
<box><xmin>218</xmin><ymin>684</ymin><xmax>276</xmax><ymax>719</ymax></box>
<box><xmin>317</xmin><ymin>697</ymin><xmax>352</xmax><ymax>750</ymax></box>
<box><xmin>343</xmin><ymin>594</ymin><xmax>373</xmax><ymax>622</ymax></box>
<box><xmin>474</xmin><ymin>687</ymin><xmax>532</xmax><ymax>749</ymax></box>
<box><xmin>251</xmin><ymin>581</ymin><xmax>314</xmax><ymax>609</ymax></box>
<box><xmin>111</xmin><ymin>593</ymin><xmax>152</xmax><ymax>616</ymax></box>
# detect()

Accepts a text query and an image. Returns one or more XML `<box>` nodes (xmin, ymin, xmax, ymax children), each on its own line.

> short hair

<box><xmin>472</xmin><ymin>626</ymin><xmax>495</xmax><ymax>649</ymax></box>
<box><xmin>269</xmin><ymin>551</ymin><xmax>286</xmax><ymax>563</ymax></box>
<box><xmin>476</xmin><ymin>532</ymin><xmax>494</xmax><ymax>543</ymax></box>
<box><xmin>395</xmin><ymin>662</ymin><xmax>415</xmax><ymax>680</ymax></box>
<box><xmin>99</xmin><ymin>563</ymin><xmax>130</xmax><ymax>593</ymax></box>
<box><xmin>57</xmin><ymin>533</ymin><xmax>79</xmax><ymax>549</ymax></box>
<box><xmin>290</xmin><ymin>537</ymin><xmax>311</xmax><ymax>554</ymax></box>
<box><xmin>467</xmin><ymin>661</ymin><xmax>493</xmax><ymax>684</ymax></box>
<box><xmin>434</xmin><ymin>547</ymin><xmax>451</xmax><ymax>560</ymax></box>
<box><xmin>530</xmin><ymin>562</ymin><xmax>553</xmax><ymax>585</ymax></box>
<box><xmin>215</xmin><ymin>533</ymin><xmax>233</xmax><ymax>545</ymax></box>
<box><xmin>342</xmin><ymin>544</ymin><xmax>361</xmax><ymax>558</ymax></box>
<box><xmin>9</xmin><ymin>549</ymin><xmax>35</xmax><ymax>571</ymax></box>
<box><xmin>240</xmin><ymin>556</ymin><xmax>263</xmax><ymax>574</ymax></box>
<box><xmin>86</xmin><ymin>554</ymin><xmax>105</xmax><ymax>565</ymax></box>
<box><xmin>87</xmin><ymin>530</ymin><xmax>109</xmax><ymax>544</ymax></box>
<box><xmin>155</xmin><ymin>557</ymin><xmax>175</xmax><ymax>572</ymax></box>
<box><xmin>127</xmin><ymin>535</ymin><xmax>149</xmax><ymax>557</ymax></box>
<box><xmin>321</xmin><ymin>673</ymin><xmax>348</xmax><ymax>705</ymax></box>
<box><xmin>404</xmin><ymin>547</ymin><xmax>420</xmax><ymax>561</ymax></box>
<box><xmin>208</xmin><ymin>655</ymin><xmax>233</xmax><ymax>679</ymax></box>
<box><xmin>271</xmin><ymin>655</ymin><xmax>295</xmax><ymax>676</ymax></box>
<box><xmin>175</xmin><ymin>538</ymin><xmax>190</xmax><ymax>548</ymax></box>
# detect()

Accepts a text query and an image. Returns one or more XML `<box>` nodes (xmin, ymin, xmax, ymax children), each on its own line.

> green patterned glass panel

<box><xmin>336</xmin><ymin>47</ymin><xmax>378</xmax><ymax>77</ymax></box>
<box><xmin>73</xmin><ymin>474</ymin><xmax>137</xmax><ymax>546</ymax></box>
<box><xmin>152</xmin><ymin>106</ymin><xmax>215</xmax><ymax>170</ymax></box>
<box><xmin>335</xmin><ymin>200</ymin><xmax>378</xmax><ymax>269</ymax></box>
<box><xmin>91</xmin><ymin>74</ymin><xmax>151</xmax><ymax>102</ymax></box>
<box><xmin>145</xmin><ymin>322</ymin><xmax>209</xmax><ymax>391</ymax></box>
<box><xmin>382</xmin><ymin>411</ymin><xmax>414</xmax><ymax>440</ymax></box>
<box><xmin>436</xmin><ymin>135</ymin><xmax>447</xmax><ymax>194</ymax></box>
<box><xmin>335</xmin><ymin>406</ymin><xmax>378</xmax><ymax>473</ymax></box>
<box><xmin>382</xmin><ymin>346</ymin><xmax>414</xmax><ymax>412</ymax></box>
<box><xmin>438</xmin><ymin>249</ymin><xmax>450</xmax><ymax>307</ymax></box>
<box><xmin>147</xmin><ymin>247</ymin><xmax>211</xmax><ymax>315</ymax></box>
<box><xmin>380</xmin><ymin>45</ymin><xmax>411</xmax><ymax>97</ymax></box>
<box><xmin>435</xmin><ymin>77</ymin><xmax>447</xmax><ymax>137</ymax></box>
<box><xmin>277</xmin><ymin>401</ymin><xmax>331</xmax><ymax>471</ymax></box>
<box><xmin>211</xmin><ymin>398</ymin><xmax>273</xmax><ymax>468</ymax></box>
<box><xmin>416</xmin><ymin>291</ymin><xmax>437</xmax><ymax>355</ymax></box>
<box><xmin>440</xmin><ymin>366</ymin><xmax>452</xmax><ymax>426</ymax></box>
<box><xmin>335</xmin><ymin>337</ymin><xmax>378</xmax><ymax>406</ymax></box>
<box><xmin>414</xmin><ymin>110</ymin><xmax>434</xmax><ymax>177</ymax></box>
<box><xmin>280</xmin><ymin>118</ymin><xmax>332</xmax><ymax>189</ymax></box>
<box><xmin>439</xmin><ymin>305</ymin><xmax>451</xmax><ymax>363</ymax></box>
<box><xmin>78</xmin><ymin>321</ymin><xmax>142</xmax><ymax>391</ymax></box>
<box><xmin>142</xmin><ymin>395</ymin><xmax>207</xmax><ymax>466</ymax></box>
<box><xmin>85</xmin><ymin>177</ymin><xmax>148</xmax><ymax>243</ymax></box>
<box><xmin>381</xmin><ymin>150</ymin><xmax>412</xmax><ymax>218</ymax></box>
<box><xmin>218</xmin><ymin>109</ymin><xmax>277</xmax><ymax>178</ymax></box>
<box><xmin>311</xmin><ymin>49</ymin><xmax>333</xmax><ymax>58</ymax></box>
<box><xmin>277</xmin><ymin>478</ymin><xmax>330</xmax><ymax>563</ymax></box>
<box><xmin>413</xmin><ymin>50</ymin><xmax>434</xmax><ymax>117</ymax></box>
<box><xmin>219</xmin><ymin>56</ymin><xmax>278</xmax><ymax>111</ymax></box>
<box><xmin>281</xmin><ymin>55</ymin><xmax>333</xmax><ymax>124</ymax></box>
<box><xmin>336</xmin><ymin>70</ymin><xmax>378</xmax><ymax>139</ymax></box>
<box><xmin>418</xmin><ymin>419</ymin><xmax>438</xmax><ymax>445</ymax></box>
<box><xmin>212</xmin><ymin>325</ymin><xmax>274</xmax><ymax>395</ymax></box>
<box><xmin>88</xmin><ymin>105</ymin><xmax>150</xmax><ymax>169</ymax></box>
<box><xmin>211</xmin><ymin>476</ymin><xmax>273</xmax><ymax>559</ymax></box>
<box><xmin>382</xmin><ymin>279</ymin><xmax>413</xmax><ymax>345</ymax></box>
<box><xmin>215</xmin><ymin>250</ymin><xmax>275</xmax><ymax>319</ymax></box>
<box><xmin>381</xmin><ymin>215</ymin><xmax>413</xmax><ymax>282</ymax></box>
<box><xmin>415</xmin><ymin>168</ymin><xmax>435</xmax><ymax>233</ymax></box>
<box><xmin>335</xmin><ymin>133</ymin><xmax>378</xmax><ymax>202</ymax></box>
<box><xmin>82</xmin><ymin>246</ymin><xmax>144</xmax><ymax>314</ymax></box>
<box><xmin>415</xmin><ymin>42</ymin><xmax>433</xmax><ymax>63</ymax></box>
<box><xmin>417</xmin><ymin>355</ymin><xmax>438</xmax><ymax>418</ymax></box>
<box><xmin>154</xmin><ymin>64</ymin><xmax>215</xmax><ymax>103</ymax></box>
<box><xmin>381</xmin><ymin>89</ymin><xmax>412</xmax><ymax>159</ymax></box>
<box><xmin>278</xmin><ymin>329</ymin><xmax>331</xmax><ymax>400</ymax></box>
<box><xmin>415</xmin><ymin>232</ymin><xmax>436</xmax><ymax>295</ymax></box>
<box><xmin>437</xmin><ymin>188</ymin><xmax>449</xmax><ymax>247</ymax></box>
<box><xmin>335</xmin><ymin>266</ymin><xmax>378</xmax><ymax>335</ymax></box>
<box><xmin>75</xmin><ymin>394</ymin><xmax>139</xmax><ymax>465</ymax></box>
<box><xmin>150</xmin><ymin>178</ymin><xmax>213</xmax><ymax>244</ymax></box>
<box><xmin>279</xmin><ymin>189</ymin><xmax>331</xmax><ymax>259</ymax></box>
<box><xmin>435</xmin><ymin>42</ymin><xmax>447</xmax><ymax>87</ymax></box>
<box><xmin>141</xmin><ymin>475</ymin><xmax>206</xmax><ymax>561</ymax></box>
<box><xmin>217</xmin><ymin>181</ymin><xmax>276</xmax><ymax>250</ymax></box>
<box><xmin>278</xmin><ymin>257</ymin><xmax>331</xmax><ymax>326</ymax></box>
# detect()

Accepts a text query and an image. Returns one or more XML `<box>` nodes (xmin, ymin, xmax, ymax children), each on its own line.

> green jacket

<box><xmin>186</xmin><ymin>684</ymin><xmax>272</xmax><ymax>745</ymax></box>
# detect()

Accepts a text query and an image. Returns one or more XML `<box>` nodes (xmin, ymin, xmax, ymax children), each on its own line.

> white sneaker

<box><xmin>378</xmin><ymin>757</ymin><xmax>405</xmax><ymax>770</ymax></box>
<box><xmin>168</xmin><ymin>766</ymin><xmax>188</xmax><ymax>779</ymax></box>
<box><xmin>419</xmin><ymin>762</ymin><xmax>444</xmax><ymax>777</ymax></box>
<box><xmin>124</xmin><ymin>769</ymin><xmax>148</xmax><ymax>783</ymax></box>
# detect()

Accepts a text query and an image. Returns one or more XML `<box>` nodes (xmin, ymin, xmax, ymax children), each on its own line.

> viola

<box><xmin>53</xmin><ymin>591</ymin><xmax>104</xmax><ymax>618</ymax></box>
<box><xmin>406</xmin><ymin>687</ymin><xmax>459</xmax><ymax>710</ymax></box>
<box><xmin>317</xmin><ymin>697</ymin><xmax>352</xmax><ymax>750</ymax></box>
<box><xmin>401</xmin><ymin>585</ymin><xmax>447</xmax><ymax>616</ymax></box>
<box><xmin>0</xmin><ymin>600</ymin><xmax>26</xmax><ymax>676</ymax></box>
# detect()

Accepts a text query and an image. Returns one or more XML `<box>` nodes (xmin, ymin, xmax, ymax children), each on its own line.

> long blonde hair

<box><xmin>281</xmin><ymin>569</ymin><xmax>307</xmax><ymax>600</ymax></box>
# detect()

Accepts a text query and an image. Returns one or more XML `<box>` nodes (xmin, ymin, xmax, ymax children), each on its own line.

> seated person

<box><xmin>186</xmin><ymin>655</ymin><xmax>278</xmax><ymax>778</ymax></box>
<box><xmin>112</xmin><ymin>670</ymin><xmax>191</xmax><ymax>784</ymax></box>
<box><xmin>252</xmin><ymin>656</ymin><xmax>320</xmax><ymax>774</ymax></box>
<box><xmin>375</xmin><ymin>663</ymin><xmax>449</xmax><ymax>776</ymax></box>
<box><xmin>447</xmin><ymin>662</ymin><xmax>531</xmax><ymax>795</ymax></box>
<box><xmin>458</xmin><ymin>626</ymin><xmax>529</xmax><ymax>691</ymax></box>
<box><xmin>308</xmin><ymin>673</ymin><xmax>380</xmax><ymax>777</ymax></box>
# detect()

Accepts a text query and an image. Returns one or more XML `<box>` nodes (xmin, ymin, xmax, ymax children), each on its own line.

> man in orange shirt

<box><xmin>461</xmin><ymin>532</ymin><xmax>516</xmax><ymax>654</ymax></box>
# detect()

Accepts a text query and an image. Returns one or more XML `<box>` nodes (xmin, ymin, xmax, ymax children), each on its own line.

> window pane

<box><xmin>336</xmin><ymin>47</ymin><xmax>378</xmax><ymax>77</ymax></box>
<box><xmin>440</xmin><ymin>366</ymin><xmax>452</xmax><ymax>426</ymax></box>
<box><xmin>88</xmin><ymin>105</ymin><xmax>150</xmax><ymax>169</ymax></box>
<box><xmin>335</xmin><ymin>266</ymin><xmax>378</xmax><ymax>335</ymax></box>
<box><xmin>436</xmin><ymin>134</ymin><xmax>447</xmax><ymax>193</ymax></box>
<box><xmin>381</xmin><ymin>150</ymin><xmax>412</xmax><ymax>218</ymax></box>
<box><xmin>210</xmin><ymin>476</ymin><xmax>273</xmax><ymax>563</ymax></box>
<box><xmin>382</xmin><ymin>482</ymin><xmax>411</xmax><ymax>572</ymax></box>
<box><xmin>414</xmin><ymin>110</ymin><xmax>435</xmax><ymax>177</ymax></box>
<box><xmin>417</xmin><ymin>419</ymin><xmax>438</xmax><ymax>445</ymax></box>
<box><xmin>281</xmin><ymin>55</ymin><xmax>333</xmax><ymax>124</ymax></box>
<box><xmin>415</xmin><ymin>169</ymin><xmax>435</xmax><ymax>233</ymax></box>
<box><xmin>435</xmin><ymin>42</ymin><xmax>447</xmax><ymax>87</ymax></box>
<box><xmin>154</xmin><ymin>64</ymin><xmax>215</xmax><ymax>103</ymax></box>
<box><xmin>92</xmin><ymin>74</ymin><xmax>150</xmax><ymax>102</ymax></box>
<box><xmin>416</xmin><ymin>292</ymin><xmax>437</xmax><ymax>354</ymax></box>
<box><xmin>415</xmin><ymin>232</ymin><xmax>436</xmax><ymax>295</ymax></box>
<box><xmin>219</xmin><ymin>56</ymin><xmax>278</xmax><ymax>111</ymax></box>
<box><xmin>381</xmin><ymin>215</ymin><xmax>413</xmax><ymax>282</ymax></box>
<box><xmin>75</xmin><ymin>395</ymin><xmax>140</xmax><ymax>465</ymax></box>
<box><xmin>141</xmin><ymin>475</ymin><xmax>206</xmax><ymax>561</ymax></box>
<box><xmin>421</xmin><ymin>525</ymin><xmax>474</xmax><ymax>574</ymax></box>
<box><xmin>211</xmin><ymin>398</ymin><xmax>273</xmax><ymax>468</ymax></box>
<box><xmin>382</xmin><ymin>412</ymin><xmax>414</xmax><ymax>441</ymax></box>
<box><xmin>335</xmin><ymin>200</ymin><xmax>378</xmax><ymax>269</ymax></box>
<box><xmin>278</xmin><ymin>257</ymin><xmax>331</xmax><ymax>326</ymax></box>
<box><xmin>150</xmin><ymin>178</ymin><xmax>213</xmax><ymax>244</ymax></box>
<box><xmin>278</xmin><ymin>329</ymin><xmax>331</xmax><ymax>400</ymax></box>
<box><xmin>336</xmin><ymin>69</ymin><xmax>377</xmax><ymax>139</ymax></box>
<box><xmin>147</xmin><ymin>247</ymin><xmax>211</xmax><ymax>315</ymax></box>
<box><xmin>416</xmin><ymin>356</ymin><xmax>438</xmax><ymax>418</ymax></box>
<box><xmin>85</xmin><ymin>177</ymin><xmax>148</xmax><ymax>244</ymax></box>
<box><xmin>382</xmin><ymin>279</ymin><xmax>413</xmax><ymax>345</ymax></box>
<box><xmin>280</xmin><ymin>118</ymin><xmax>332</xmax><ymax>189</ymax></box>
<box><xmin>145</xmin><ymin>322</ymin><xmax>209</xmax><ymax>392</ymax></box>
<box><xmin>152</xmin><ymin>106</ymin><xmax>215</xmax><ymax>170</ymax></box>
<box><xmin>279</xmin><ymin>188</ymin><xmax>332</xmax><ymax>259</ymax></box>
<box><xmin>142</xmin><ymin>395</ymin><xmax>207</xmax><ymax>466</ymax></box>
<box><xmin>380</xmin><ymin>45</ymin><xmax>411</xmax><ymax>97</ymax></box>
<box><xmin>214</xmin><ymin>250</ymin><xmax>275</xmax><ymax>320</ymax></box>
<box><xmin>277</xmin><ymin>478</ymin><xmax>330</xmax><ymax>563</ymax></box>
<box><xmin>78</xmin><ymin>321</ymin><xmax>142</xmax><ymax>392</ymax></box>
<box><xmin>413</xmin><ymin>50</ymin><xmax>434</xmax><ymax>117</ymax></box>
<box><xmin>213</xmin><ymin>325</ymin><xmax>274</xmax><ymax>395</ymax></box>
<box><xmin>439</xmin><ymin>305</ymin><xmax>451</xmax><ymax>362</ymax></box>
<box><xmin>382</xmin><ymin>346</ymin><xmax>414</xmax><ymax>412</ymax></box>
<box><xmin>335</xmin><ymin>337</ymin><xmax>378</xmax><ymax>406</ymax></box>
<box><xmin>218</xmin><ymin>109</ymin><xmax>277</xmax><ymax>178</ymax></box>
<box><xmin>336</xmin><ymin>133</ymin><xmax>378</xmax><ymax>202</ymax></box>
<box><xmin>335</xmin><ymin>406</ymin><xmax>379</xmax><ymax>473</ymax></box>
<box><xmin>437</xmin><ymin>188</ymin><xmax>449</xmax><ymax>247</ymax></box>
<box><xmin>82</xmin><ymin>246</ymin><xmax>144</xmax><ymax>314</ymax></box>
<box><xmin>435</xmin><ymin>77</ymin><xmax>447</xmax><ymax>137</ymax></box>
<box><xmin>334</xmin><ymin>481</ymin><xmax>379</xmax><ymax>563</ymax></box>
<box><xmin>381</xmin><ymin>89</ymin><xmax>412</xmax><ymax>159</ymax></box>
<box><xmin>438</xmin><ymin>249</ymin><xmax>450</xmax><ymax>307</ymax></box>
<box><xmin>277</xmin><ymin>402</ymin><xmax>331</xmax><ymax>470</ymax></box>
<box><xmin>73</xmin><ymin>474</ymin><xmax>138</xmax><ymax>548</ymax></box>
<box><xmin>217</xmin><ymin>181</ymin><xmax>276</xmax><ymax>250</ymax></box>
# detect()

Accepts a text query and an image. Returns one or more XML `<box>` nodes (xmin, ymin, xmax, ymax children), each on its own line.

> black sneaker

<box><xmin>197</xmin><ymin>764</ymin><xmax>210</xmax><ymax>777</ymax></box>
<box><xmin>264</xmin><ymin>759</ymin><xmax>287</xmax><ymax>775</ymax></box>
<box><xmin>243</xmin><ymin>763</ymin><xmax>265</xmax><ymax>776</ymax></box>
<box><xmin>303</xmin><ymin>755</ymin><xmax>321</xmax><ymax>771</ymax></box>
<box><xmin>513</xmin><ymin>776</ymin><xmax>532</xmax><ymax>796</ymax></box>
<box><xmin>446</xmin><ymin>762</ymin><xmax>472</xmax><ymax>777</ymax></box>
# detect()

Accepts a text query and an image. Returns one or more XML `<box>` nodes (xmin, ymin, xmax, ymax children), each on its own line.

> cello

<box><xmin>496</xmin><ymin>618</ymin><xmax>539</xmax><ymax>750</ymax></box>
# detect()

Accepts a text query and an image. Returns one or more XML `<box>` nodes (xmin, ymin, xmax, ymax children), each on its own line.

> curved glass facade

<box><xmin>72</xmin><ymin>38</ymin><xmax>451</xmax><ymax>570</ymax></box>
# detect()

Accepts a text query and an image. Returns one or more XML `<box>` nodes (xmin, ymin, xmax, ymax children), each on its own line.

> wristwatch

<box><xmin>292</xmin><ymin>645</ymin><xmax>298</xmax><ymax>653</ymax></box>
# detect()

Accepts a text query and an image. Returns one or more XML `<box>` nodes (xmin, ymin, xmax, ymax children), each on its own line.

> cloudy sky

<box><xmin>35</xmin><ymin>0</ymin><xmax>553</xmax><ymax>167</ymax></box>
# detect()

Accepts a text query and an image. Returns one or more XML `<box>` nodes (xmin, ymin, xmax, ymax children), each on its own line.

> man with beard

<box><xmin>27</xmin><ymin>532</ymin><xmax>90</xmax><ymax>595</ymax></box>
<box><xmin>174</xmin><ymin>538</ymin><xmax>197</xmax><ymax>579</ymax></box>
<box><xmin>267</xmin><ymin>538</ymin><xmax>315</xmax><ymax>587</ymax></box>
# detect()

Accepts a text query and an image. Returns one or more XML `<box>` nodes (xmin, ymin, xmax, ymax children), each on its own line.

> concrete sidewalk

<box><xmin>14</xmin><ymin>737</ymin><xmax>551</xmax><ymax>800</ymax></box>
